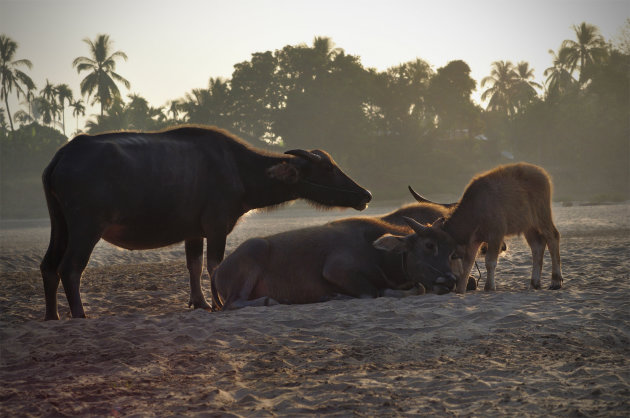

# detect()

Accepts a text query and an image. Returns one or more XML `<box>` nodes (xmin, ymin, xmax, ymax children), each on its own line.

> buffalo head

<box><xmin>268</xmin><ymin>149</ymin><xmax>372</xmax><ymax>210</ymax></box>
<box><xmin>373</xmin><ymin>217</ymin><xmax>462</xmax><ymax>294</ymax></box>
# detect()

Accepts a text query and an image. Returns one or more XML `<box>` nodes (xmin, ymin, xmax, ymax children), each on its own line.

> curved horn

<box><xmin>408</xmin><ymin>185</ymin><xmax>432</xmax><ymax>203</ymax></box>
<box><xmin>408</xmin><ymin>185</ymin><xmax>457</xmax><ymax>208</ymax></box>
<box><xmin>285</xmin><ymin>149</ymin><xmax>322</xmax><ymax>162</ymax></box>
<box><xmin>403</xmin><ymin>216</ymin><xmax>429</xmax><ymax>234</ymax></box>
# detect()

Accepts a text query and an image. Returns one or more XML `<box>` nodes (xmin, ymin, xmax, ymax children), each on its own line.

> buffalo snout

<box><xmin>432</xmin><ymin>272</ymin><xmax>457</xmax><ymax>295</ymax></box>
<box><xmin>355</xmin><ymin>190</ymin><xmax>373</xmax><ymax>211</ymax></box>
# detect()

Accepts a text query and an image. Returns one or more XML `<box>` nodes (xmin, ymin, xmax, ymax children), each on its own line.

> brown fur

<box><xmin>440</xmin><ymin>163</ymin><xmax>563</xmax><ymax>292</ymax></box>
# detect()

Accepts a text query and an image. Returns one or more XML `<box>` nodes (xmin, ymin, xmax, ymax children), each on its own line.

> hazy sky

<box><xmin>1</xmin><ymin>0</ymin><xmax>628</xmax><ymax>129</ymax></box>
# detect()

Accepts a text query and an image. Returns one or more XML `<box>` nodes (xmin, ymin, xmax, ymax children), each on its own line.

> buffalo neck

<box><xmin>235</xmin><ymin>147</ymin><xmax>298</xmax><ymax>210</ymax></box>
<box><xmin>443</xmin><ymin>202</ymin><xmax>478</xmax><ymax>245</ymax></box>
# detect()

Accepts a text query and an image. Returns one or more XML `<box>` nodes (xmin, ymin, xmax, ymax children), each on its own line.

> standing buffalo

<box><xmin>40</xmin><ymin>125</ymin><xmax>372</xmax><ymax>319</ymax></box>
<box><xmin>410</xmin><ymin>163</ymin><xmax>563</xmax><ymax>293</ymax></box>
<box><xmin>211</xmin><ymin>200</ymin><xmax>462</xmax><ymax>310</ymax></box>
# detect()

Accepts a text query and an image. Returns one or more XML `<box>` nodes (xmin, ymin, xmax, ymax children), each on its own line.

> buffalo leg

<box><xmin>185</xmin><ymin>238</ymin><xmax>211</xmax><ymax>310</ymax></box>
<box><xmin>545</xmin><ymin>225</ymin><xmax>563</xmax><ymax>290</ymax></box>
<box><xmin>57</xmin><ymin>224</ymin><xmax>101</xmax><ymax>318</ymax></box>
<box><xmin>483</xmin><ymin>237</ymin><xmax>504</xmax><ymax>291</ymax></box>
<box><xmin>214</xmin><ymin>238</ymin><xmax>269</xmax><ymax>310</ymax></box>
<box><xmin>456</xmin><ymin>242</ymin><xmax>482</xmax><ymax>294</ymax></box>
<box><xmin>40</xmin><ymin>211</ymin><xmax>68</xmax><ymax>320</ymax></box>
<box><xmin>525</xmin><ymin>229</ymin><xmax>545</xmax><ymax>289</ymax></box>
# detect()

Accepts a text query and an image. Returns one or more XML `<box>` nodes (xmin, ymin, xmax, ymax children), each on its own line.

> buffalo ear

<box><xmin>267</xmin><ymin>162</ymin><xmax>299</xmax><ymax>184</ymax></box>
<box><xmin>373</xmin><ymin>234</ymin><xmax>408</xmax><ymax>253</ymax></box>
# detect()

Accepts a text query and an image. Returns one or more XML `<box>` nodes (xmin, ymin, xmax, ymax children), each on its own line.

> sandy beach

<box><xmin>1</xmin><ymin>202</ymin><xmax>629</xmax><ymax>416</ymax></box>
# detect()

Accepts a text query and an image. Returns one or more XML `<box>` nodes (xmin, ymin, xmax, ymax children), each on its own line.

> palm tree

<box><xmin>85</xmin><ymin>96</ymin><xmax>129</xmax><ymax>133</ymax></box>
<box><xmin>32</xmin><ymin>96</ymin><xmax>56</xmax><ymax>126</ymax></box>
<box><xmin>149</xmin><ymin>105</ymin><xmax>166</xmax><ymax>127</ymax></box>
<box><xmin>544</xmin><ymin>48</ymin><xmax>577</xmax><ymax>100</ymax></box>
<box><xmin>40</xmin><ymin>79</ymin><xmax>59</xmax><ymax>127</ymax></box>
<box><xmin>0</xmin><ymin>34</ymin><xmax>36</xmax><ymax>131</ymax></box>
<box><xmin>55</xmin><ymin>83</ymin><xmax>73</xmax><ymax>135</ymax></box>
<box><xmin>561</xmin><ymin>22</ymin><xmax>607</xmax><ymax>84</ymax></box>
<box><xmin>70</xmin><ymin>98</ymin><xmax>85</xmax><ymax>134</ymax></box>
<box><xmin>512</xmin><ymin>61</ymin><xmax>542</xmax><ymax>110</ymax></box>
<box><xmin>180</xmin><ymin>77</ymin><xmax>232</xmax><ymax>126</ymax></box>
<box><xmin>181</xmin><ymin>87</ymin><xmax>211</xmax><ymax>123</ymax></box>
<box><xmin>166</xmin><ymin>99</ymin><xmax>180</xmax><ymax>121</ymax></box>
<box><xmin>22</xmin><ymin>85</ymin><xmax>36</xmax><ymax>121</ymax></box>
<box><xmin>13</xmin><ymin>109</ymin><xmax>32</xmax><ymax>126</ymax></box>
<box><xmin>73</xmin><ymin>34</ymin><xmax>130</xmax><ymax>116</ymax></box>
<box><xmin>0</xmin><ymin>107</ymin><xmax>7</xmax><ymax>132</ymax></box>
<box><xmin>312</xmin><ymin>36</ymin><xmax>341</xmax><ymax>75</ymax></box>
<box><xmin>125</xmin><ymin>93</ymin><xmax>166</xmax><ymax>129</ymax></box>
<box><xmin>481</xmin><ymin>60</ymin><xmax>519</xmax><ymax>116</ymax></box>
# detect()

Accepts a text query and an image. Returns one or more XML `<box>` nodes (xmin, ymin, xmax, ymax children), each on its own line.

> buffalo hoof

<box><xmin>548</xmin><ymin>283</ymin><xmax>563</xmax><ymax>290</ymax></box>
<box><xmin>466</xmin><ymin>276</ymin><xmax>477</xmax><ymax>291</ymax></box>
<box><xmin>416</xmin><ymin>283</ymin><xmax>426</xmax><ymax>296</ymax></box>
<box><xmin>189</xmin><ymin>299</ymin><xmax>213</xmax><ymax>310</ymax></box>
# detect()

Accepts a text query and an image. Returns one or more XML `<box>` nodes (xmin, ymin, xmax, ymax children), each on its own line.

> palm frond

<box><xmin>73</xmin><ymin>56</ymin><xmax>97</xmax><ymax>69</ymax></box>
<box><xmin>10</xmin><ymin>58</ymin><xmax>33</xmax><ymax>69</ymax></box>
<box><xmin>110</xmin><ymin>71</ymin><xmax>130</xmax><ymax>89</ymax></box>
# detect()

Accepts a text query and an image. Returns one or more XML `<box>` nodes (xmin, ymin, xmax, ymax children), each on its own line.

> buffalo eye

<box><xmin>451</xmin><ymin>252</ymin><xmax>462</xmax><ymax>260</ymax></box>
<box><xmin>425</xmin><ymin>242</ymin><xmax>435</xmax><ymax>252</ymax></box>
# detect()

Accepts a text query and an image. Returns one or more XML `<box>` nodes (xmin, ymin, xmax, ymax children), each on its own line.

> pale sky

<box><xmin>1</xmin><ymin>0</ymin><xmax>628</xmax><ymax>132</ymax></box>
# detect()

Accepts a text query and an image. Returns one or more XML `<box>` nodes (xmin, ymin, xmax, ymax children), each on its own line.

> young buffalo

<box><xmin>419</xmin><ymin>163</ymin><xmax>563</xmax><ymax>293</ymax></box>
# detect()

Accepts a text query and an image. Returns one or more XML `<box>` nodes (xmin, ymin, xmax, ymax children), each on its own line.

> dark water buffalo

<box><xmin>211</xmin><ymin>201</ymin><xmax>462</xmax><ymax>310</ymax></box>
<box><xmin>40</xmin><ymin>125</ymin><xmax>372</xmax><ymax>319</ymax></box>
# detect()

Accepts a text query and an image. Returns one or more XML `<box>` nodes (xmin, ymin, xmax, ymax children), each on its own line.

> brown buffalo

<box><xmin>416</xmin><ymin>163</ymin><xmax>563</xmax><ymax>293</ymax></box>
<box><xmin>211</xmin><ymin>201</ymin><xmax>463</xmax><ymax>310</ymax></box>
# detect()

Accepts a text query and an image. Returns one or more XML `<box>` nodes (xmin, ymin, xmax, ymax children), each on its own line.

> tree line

<box><xmin>1</xmin><ymin>21</ymin><xmax>629</xmax><ymax>215</ymax></box>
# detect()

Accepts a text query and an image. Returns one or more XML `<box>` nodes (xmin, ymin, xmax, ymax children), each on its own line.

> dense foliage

<box><xmin>1</xmin><ymin>23</ymin><xmax>629</xmax><ymax>218</ymax></box>
<box><xmin>0</xmin><ymin>123</ymin><xmax>67</xmax><ymax>217</ymax></box>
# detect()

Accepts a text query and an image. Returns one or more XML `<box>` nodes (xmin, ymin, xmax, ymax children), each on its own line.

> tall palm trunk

<box><xmin>61</xmin><ymin>103</ymin><xmax>66</xmax><ymax>135</ymax></box>
<box><xmin>2</xmin><ymin>87</ymin><xmax>15</xmax><ymax>132</ymax></box>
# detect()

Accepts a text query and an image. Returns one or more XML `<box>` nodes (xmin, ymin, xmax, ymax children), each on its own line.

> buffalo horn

<box><xmin>285</xmin><ymin>149</ymin><xmax>322</xmax><ymax>162</ymax></box>
<box><xmin>408</xmin><ymin>185</ymin><xmax>431</xmax><ymax>203</ymax></box>
<box><xmin>403</xmin><ymin>216</ymin><xmax>429</xmax><ymax>234</ymax></box>
<box><xmin>408</xmin><ymin>185</ymin><xmax>457</xmax><ymax>208</ymax></box>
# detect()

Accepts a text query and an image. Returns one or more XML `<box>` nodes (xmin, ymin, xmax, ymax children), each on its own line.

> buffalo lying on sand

<box><xmin>40</xmin><ymin>125</ymin><xmax>371</xmax><ymax>319</ymax></box>
<box><xmin>211</xmin><ymin>198</ymin><xmax>464</xmax><ymax>310</ymax></box>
